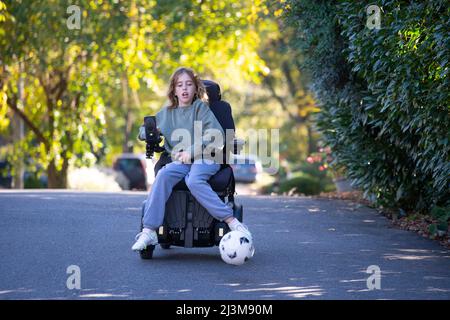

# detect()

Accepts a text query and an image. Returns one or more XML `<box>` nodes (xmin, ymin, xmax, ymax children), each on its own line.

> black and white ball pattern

<box><xmin>219</xmin><ymin>230</ymin><xmax>254</xmax><ymax>265</ymax></box>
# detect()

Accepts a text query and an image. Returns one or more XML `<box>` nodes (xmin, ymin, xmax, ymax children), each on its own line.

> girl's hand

<box><xmin>175</xmin><ymin>151</ymin><xmax>191</xmax><ymax>163</ymax></box>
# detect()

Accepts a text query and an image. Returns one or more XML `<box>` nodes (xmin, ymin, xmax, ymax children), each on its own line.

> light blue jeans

<box><xmin>142</xmin><ymin>159</ymin><xmax>234</xmax><ymax>230</ymax></box>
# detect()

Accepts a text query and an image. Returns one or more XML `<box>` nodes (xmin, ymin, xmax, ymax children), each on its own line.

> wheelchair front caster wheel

<box><xmin>139</xmin><ymin>245</ymin><xmax>155</xmax><ymax>259</ymax></box>
<box><xmin>160</xmin><ymin>244</ymin><xmax>171</xmax><ymax>250</ymax></box>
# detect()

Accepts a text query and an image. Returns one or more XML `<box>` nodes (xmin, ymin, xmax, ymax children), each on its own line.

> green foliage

<box><xmin>264</xmin><ymin>162</ymin><xmax>335</xmax><ymax>195</ymax></box>
<box><xmin>429</xmin><ymin>206</ymin><xmax>450</xmax><ymax>235</ymax></box>
<box><xmin>246</xmin><ymin>2</ymin><xmax>320</xmax><ymax>163</ymax></box>
<box><xmin>279</xmin><ymin>174</ymin><xmax>322</xmax><ymax>195</ymax></box>
<box><xmin>292</xmin><ymin>161</ymin><xmax>329</xmax><ymax>181</ymax></box>
<box><xmin>285</xmin><ymin>0</ymin><xmax>450</xmax><ymax>213</ymax></box>
<box><xmin>0</xmin><ymin>0</ymin><xmax>131</xmax><ymax>186</ymax></box>
<box><xmin>291</xmin><ymin>162</ymin><xmax>336</xmax><ymax>193</ymax></box>
<box><xmin>0</xmin><ymin>0</ymin><xmax>271</xmax><ymax>187</ymax></box>
<box><xmin>24</xmin><ymin>173</ymin><xmax>47</xmax><ymax>189</ymax></box>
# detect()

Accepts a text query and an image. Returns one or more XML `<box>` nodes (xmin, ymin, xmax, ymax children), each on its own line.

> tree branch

<box><xmin>263</xmin><ymin>75</ymin><xmax>305</xmax><ymax>124</ymax></box>
<box><xmin>6</xmin><ymin>93</ymin><xmax>49</xmax><ymax>148</ymax></box>
<box><xmin>281</xmin><ymin>60</ymin><xmax>298</xmax><ymax>99</ymax></box>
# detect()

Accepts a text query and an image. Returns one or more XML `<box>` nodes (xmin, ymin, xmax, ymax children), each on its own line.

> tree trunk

<box><xmin>306</xmin><ymin>123</ymin><xmax>315</xmax><ymax>155</ymax></box>
<box><xmin>12</xmin><ymin>61</ymin><xmax>25</xmax><ymax>189</ymax></box>
<box><xmin>122</xmin><ymin>75</ymin><xmax>133</xmax><ymax>153</ymax></box>
<box><xmin>47</xmin><ymin>158</ymin><xmax>69</xmax><ymax>188</ymax></box>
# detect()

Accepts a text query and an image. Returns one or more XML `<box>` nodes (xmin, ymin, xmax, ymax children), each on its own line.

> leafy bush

<box><xmin>428</xmin><ymin>206</ymin><xmax>450</xmax><ymax>237</ymax></box>
<box><xmin>284</xmin><ymin>0</ymin><xmax>450</xmax><ymax>213</ymax></box>
<box><xmin>291</xmin><ymin>161</ymin><xmax>329</xmax><ymax>180</ymax></box>
<box><xmin>264</xmin><ymin>168</ymin><xmax>335</xmax><ymax>196</ymax></box>
<box><xmin>279</xmin><ymin>174</ymin><xmax>322</xmax><ymax>195</ymax></box>
<box><xmin>24</xmin><ymin>173</ymin><xmax>47</xmax><ymax>189</ymax></box>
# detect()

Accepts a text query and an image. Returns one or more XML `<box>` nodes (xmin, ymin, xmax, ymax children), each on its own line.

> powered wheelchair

<box><xmin>137</xmin><ymin>80</ymin><xmax>244</xmax><ymax>259</ymax></box>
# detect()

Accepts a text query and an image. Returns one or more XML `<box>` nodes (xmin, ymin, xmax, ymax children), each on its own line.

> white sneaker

<box><xmin>228</xmin><ymin>220</ymin><xmax>255</xmax><ymax>259</ymax></box>
<box><xmin>229</xmin><ymin>220</ymin><xmax>253</xmax><ymax>241</ymax></box>
<box><xmin>131</xmin><ymin>230</ymin><xmax>158</xmax><ymax>251</ymax></box>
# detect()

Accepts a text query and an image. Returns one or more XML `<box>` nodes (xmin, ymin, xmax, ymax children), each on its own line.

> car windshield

<box><xmin>117</xmin><ymin>159</ymin><xmax>142</xmax><ymax>172</ymax></box>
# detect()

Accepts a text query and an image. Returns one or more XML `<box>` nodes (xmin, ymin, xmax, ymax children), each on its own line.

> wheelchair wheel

<box><xmin>160</xmin><ymin>244</ymin><xmax>171</xmax><ymax>250</ymax></box>
<box><xmin>139</xmin><ymin>245</ymin><xmax>155</xmax><ymax>259</ymax></box>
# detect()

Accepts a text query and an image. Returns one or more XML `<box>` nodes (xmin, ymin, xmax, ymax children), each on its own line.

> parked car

<box><xmin>113</xmin><ymin>153</ymin><xmax>153</xmax><ymax>191</ymax></box>
<box><xmin>230</xmin><ymin>154</ymin><xmax>262</xmax><ymax>183</ymax></box>
<box><xmin>0</xmin><ymin>159</ymin><xmax>47</xmax><ymax>188</ymax></box>
<box><xmin>0</xmin><ymin>160</ymin><xmax>12</xmax><ymax>188</ymax></box>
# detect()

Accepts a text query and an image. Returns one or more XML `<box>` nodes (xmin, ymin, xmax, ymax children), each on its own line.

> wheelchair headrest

<box><xmin>201</xmin><ymin>79</ymin><xmax>235</xmax><ymax>138</ymax></box>
<box><xmin>202</xmin><ymin>80</ymin><xmax>221</xmax><ymax>102</ymax></box>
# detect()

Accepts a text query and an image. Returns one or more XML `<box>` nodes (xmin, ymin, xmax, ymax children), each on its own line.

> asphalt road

<box><xmin>0</xmin><ymin>190</ymin><xmax>449</xmax><ymax>300</ymax></box>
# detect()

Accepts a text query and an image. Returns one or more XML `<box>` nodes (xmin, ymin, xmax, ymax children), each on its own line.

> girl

<box><xmin>132</xmin><ymin>67</ymin><xmax>252</xmax><ymax>251</ymax></box>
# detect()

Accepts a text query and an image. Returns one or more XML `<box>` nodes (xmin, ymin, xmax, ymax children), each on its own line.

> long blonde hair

<box><xmin>167</xmin><ymin>67</ymin><xmax>208</xmax><ymax>109</ymax></box>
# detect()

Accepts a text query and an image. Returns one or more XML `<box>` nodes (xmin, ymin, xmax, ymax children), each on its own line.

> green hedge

<box><xmin>285</xmin><ymin>0</ymin><xmax>449</xmax><ymax>213</ymax></box>
<box><xmin>278</xmin><ymin>174</ymin><xmax>322</xmax><ymax>195</ymax></box>
<box><xmin>264</xmin><ymin>168</ymin><xmax>335</xmax><ymax>196</ymax></box>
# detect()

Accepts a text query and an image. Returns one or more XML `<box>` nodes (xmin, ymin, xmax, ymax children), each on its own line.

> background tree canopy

<box><xmin>1</xmin><ymin>0</ymin><xmax>448</xmax><ymax>219</ymax></box>
<box><xmin>0</xmin><ymin>0</ymin><xmax>275</xmax><ymax>187</ymax></box>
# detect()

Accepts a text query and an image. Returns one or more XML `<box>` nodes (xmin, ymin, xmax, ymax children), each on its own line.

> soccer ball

<box><xmin>219</xmin><ymin>230</ymin><xmax>255</xmax><ymax>265</ymax></box>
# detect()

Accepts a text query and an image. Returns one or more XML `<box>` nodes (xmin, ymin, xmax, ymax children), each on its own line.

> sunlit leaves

<box><xmin>1</xmin><ymin>0</ymin><xmax>274</xmax><ymax>185</ymax></box>
<box><xmin>286</xmin><ymin>0</ymin><xmax>450</xmax><ymax>212</ymax></box>
<box><xmin>0</xmin><ymin>88</ymin><xmax>9</xmax><ymax>131</ymax></box>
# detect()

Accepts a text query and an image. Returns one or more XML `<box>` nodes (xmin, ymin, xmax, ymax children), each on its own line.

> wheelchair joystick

<box><xmin>142</xmin><ymin>116</ymin><xmax>165</xmax><ymax>159</ymax></box>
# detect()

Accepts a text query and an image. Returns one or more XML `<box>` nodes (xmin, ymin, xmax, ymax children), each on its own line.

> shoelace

<box><xmin>235</xmin><ymin>223</ymin><xmax>249</xmax><ymax>232</ymax></box>
<box><xmin>235</xmin><ymin>224</ymin><xmax>253</xmax><ymax>240</ymax></box>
